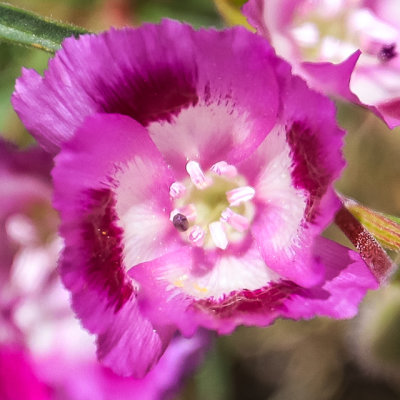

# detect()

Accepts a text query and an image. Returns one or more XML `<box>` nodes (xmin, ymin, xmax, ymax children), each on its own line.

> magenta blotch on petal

<box><xmin>12</xmin><ymin>20</ymin><xmax>279</xmax><ymax>157</ymax></box>
<box><xmin>53</xmin><ymin>113</ymin><xmax>181</xmax><ymax>376</ymax></box>
<box><xmin>0</xmin><ymin>138</ymin><xmax>210</xmax><ymax>396</ymax></box>
<box><xmin>12</xmin><ymin>23</ymin><xmax>199</xmax><ymax>153</ymax></box>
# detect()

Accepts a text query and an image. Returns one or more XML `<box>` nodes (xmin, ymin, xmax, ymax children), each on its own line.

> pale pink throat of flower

<box><xmin>169</xmin><ymin>160</ymin><xmax>255</xmax><ymax>250</ymax></box>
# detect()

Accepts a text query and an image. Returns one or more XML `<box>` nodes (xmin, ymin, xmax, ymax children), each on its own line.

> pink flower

<box><xmin>243</xmin><ymin>0</ymin><xmax>400</xmax><ymax>128</ymax></box>
<box><xmin>12</xmin><ymin>20</ymin><xmax>378</xmax><ymax>377</ymax></box>
<box><xmin>0</xmin><ymin>345</ymin><xmax>50</xmax><ymax>400</ymax></box>
<box><xmin>0</xmin><ymin>140</ymin><xmax>209</xmax><ymax>397</ymax></box>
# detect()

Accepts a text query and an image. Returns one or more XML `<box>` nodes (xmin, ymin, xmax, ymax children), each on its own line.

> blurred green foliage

<box><xmin>135</xmin><ymin>0</ymin><xmax>222</xmax><ymax>27</ymax></box>
<box><xmin>0</xmin><ymin>42</ymin><xmax>49</xmax><ymax>145</ymax></box>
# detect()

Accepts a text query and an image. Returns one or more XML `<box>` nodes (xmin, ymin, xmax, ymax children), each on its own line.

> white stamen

<box><xmin>169</xmin><ymin>209</ymin><xmax>180</xmax><ymax>221</ymax></box>
<box><xmin>226</xmin><ymin>186</ymin><xmax>255</xmax><ymax>206</ymax></box>
<box><xmin>169</xmin><ymin>181</ymin><xmax>186</xmax><ymax>199</ymax></box>
<box><xmin>210</xmin><ymin>161</ymin><xmax>237</xmax><ymax>178</ymax></box>
<box><xmin>209</xmin><ymin>221</ymin><xmax>228</xmax><ymax>250</ymax></box>
<box><xmin>5</xmin><ymin>214</ymin><xmax>37</xmax><ymax>245</ymax></box>
<box><xmin>170</xmin><ymin>205</ymin><xmax>197</xmax><ymax>223</ymax></box>
<box><xmin>291</xmin><ymin>23</ymin><xmax>319</xmax><ymax>47</ymax></box>
<box><xmin>189</xmin><ymin>225</ymin><xmax>205</xmax><ymax>247</ymax></box>
<box><xmin>179</xmin><ymin>204</ymin><xmax>197</xmax><ymax>222</ymax></box>
<box><xmin>220</xmin><ymin>208</ymin><xmax>250</xmax><ymax>232</ymax></box>
<box><xmin>186</xmin><ymin>161</ymin><xmax>211</xmax><ymax>189</ymax></box>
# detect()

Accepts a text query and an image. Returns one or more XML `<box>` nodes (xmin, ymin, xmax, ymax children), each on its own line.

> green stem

<box><xmin>0</xmin><ymin>2</ymin><xmax>88</xmax><ymax>53</ymax></box>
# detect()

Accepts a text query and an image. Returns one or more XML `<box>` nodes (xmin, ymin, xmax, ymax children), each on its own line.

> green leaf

<box><xmin>386</xmin><ymin>214</ymin><xmax>400</xmax><ymax>225</ymax></box>
<box><xmin>213</xmin><ymin>0</ymin><xmax>255</xmax><ymax>30</ymax></box>
<box><xmin>0</xmin><ymin>3</ymin><xmax>87</xmax><ymax>53</ymax></box>
<box><xmin>343</xmin><ymin>197</ymin><xmax>400</xmax><ymax>251</ymax></box>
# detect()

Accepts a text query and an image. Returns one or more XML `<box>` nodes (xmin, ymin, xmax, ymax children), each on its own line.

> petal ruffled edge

<box><xmin>282</xmin><ymin>237</ymin><xmax>379</xmax><ymax>320</ymax></box>
<box><xmin>12</xmin><ymin>21</ymin><xmax>200</xmax><ymax>154</ymax></box>
<box><xmin>128</xmin><ymin>236</ymin><xmax>377</xmax><ymax>336</ymax></box>
<box><xmin>193</xmin><ymin>238</ymin><xmax>378</xmax><ymax>333</ymax></box>
<box><xmin>238</xmin><ymin>58</ymin><xmax>345</xmax><ymax>287</ymax></box>
<box><xmin>53</xmin><ymin>113</ymin><xmax>178</xmax><ymax>376</ymax></box>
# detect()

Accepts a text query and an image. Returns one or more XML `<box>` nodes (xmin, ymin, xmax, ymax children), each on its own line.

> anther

<box><xmin>220</xmin><ymin>208</ymin><xmax>250</xmax><ymax>232</ymax></box>
<box><xmin>172</xmin><ymin>213</ymin><xmax>189</xmax><ymax>232</ymax></box>
<box><xmin>209</xmin><ymin>221</ymin><xmax>228</xmax><ymax>250</ymax></box>
<box><xmin>379</xmin><ymin>43</ymin><xmax>397</xmax><ymax>62</ymax></box>
<box><xmin>186</xmin><ymin>161</ymin><xmax>211</xmax><ymax>189</ymax></box>
<box><xmin>210</xmin><ymin>161</ymin><xmax>237</xmax><ymax>178</ymax></box>
<box><xmin>189</xmin><ymin>225</ymin><xmax>205</xmax><ymax>247</ymax></box>
<box><xmin>170</xmin><ymin>204</ymin><xmax>196</xmax><ymax>223</ymax></box>
<box><xmin>170</xmin><ymin>209</ymin><xmax>179</xmax><ymax>221</ymax></box>
<box><xmin>226</xmin><ymin>186</ymin><xmax>255</xmax><ymax>206</ymax></box>
<box><xmin>169</xmin><ymin>182</ymin><xmax>186</xmax><ymax>198</ymax></box>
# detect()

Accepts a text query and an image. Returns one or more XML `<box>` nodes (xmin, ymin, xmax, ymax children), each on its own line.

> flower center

<box><xmin>169</xmin><ymin>160</ymin><xmax>255</xmax><ymax>250</ymax></box>
<box><xmin>291</xmin><ymin>3</ymin><xmax>398</xmax><ymax>64</ymax></box>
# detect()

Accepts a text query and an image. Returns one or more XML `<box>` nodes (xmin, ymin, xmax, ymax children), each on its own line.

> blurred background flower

<box><xmin>1</xmin><ymin>0</ymin><xmax>400</xmax><ymax>399</ymax></box>
<box><xmin>242</xmin><ymin>0</ymin><xmax>400</xmax><ymax>128</ymax></box>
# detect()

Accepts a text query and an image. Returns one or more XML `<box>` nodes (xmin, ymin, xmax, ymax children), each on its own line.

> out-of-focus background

<box><xmin>1</xmin><ymin>1</ymin><xmax>400</xmax><ymax>399</ymax></box>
